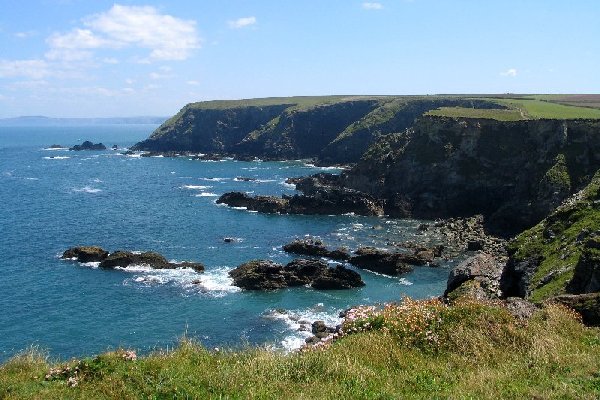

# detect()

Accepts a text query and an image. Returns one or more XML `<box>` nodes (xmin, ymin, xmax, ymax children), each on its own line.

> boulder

<box><xmin>62</xmin><ymin>246</ymin><xmax>109</xmax><ymax>262</ymax></box>
<box><xmin>229</xmin><ymin>258</ymin><xmax>364</xmax><ymax>290</ymax></box>
<box><xmin>99</xmin><ymin>251</ymin><xmax>171</xmax><ymax>269</ymax></box>
<box><xmin>444</xmin><ymin>253</ymin><xmax>502</xmax><ymax>299</ymax></box>
<box><xmin>70</xmin><ymin>141</ymin><xmax>107</xmax><ymax>151</ymax></box>
<box><xmin>349</xmin><ymin>247</ymin><xmax>417</xmax><ymax>276</ymax></box>
<box><xmin>311</xmin><ymin>265</ymin><xmax>365</xmax><ymax>289</ymax></box>
<box><xmin>282</xmin><ymin>238</ymin><xmax>350</xmax><ymax>261</ymax></box>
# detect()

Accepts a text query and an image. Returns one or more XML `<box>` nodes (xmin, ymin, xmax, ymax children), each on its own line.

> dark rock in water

<box><xmin>229</xmin><ymin>260</ymin><xmax>288</xmax><ymax>290</ymax></box>
<box><xmin>216</xmin><ymin>176</ymin><xmax>384</xmax><ymax>216</ymax></box>
<box><xmin>70</xmin><ymin>141</ymin><xmax>107</xmax><ymax>151</ymax></box>
<box><xmin>48</xmin><ymin>144</ymin><xmax>64</xmax><ymax>149</ymax></box>
<box><xmin>223</xmin><ymin>237</ymin><xmax>234</xmax><ymax>243</ymax></box>
<box><xmin>283</xmin><ymin>238</ymin><xmax>350</xmax><ymax>261</ymax></box>
<box><xmin>311</xmin><ymin>265</ymin><xmax>365</xmax><ymax>289</ymax></box>
<box><xmin>98</xmin><ymin>250</ymin><xmax>204</xmax><ymax>272</ymax></box>
<box><xmin>62</xmin><ymin>247</ymin><xmax>204</xmax><ymax>272</ymax></box>
<box><xmin>235</xmin><ymin>177</ymin><xmax>257</xmax><ymax>182</ymax></box>
<box><xmin>62</xmin><ymin>246</ymin><xmax>109</xmax><ymax>262</ymax></box>
<box><xmin>553</xmin><ymin>293</ymin><xmax>600</xmax><ymax>326</ymax></box>
<box><xmin>444</xmin><ymin>253</ymin><xmax>502</xmax><ymax>299</ymax></box>
<box><xmin>349</xmin><ymin>247</ymin><xmax>420</xmax><ymax>276</ymax></box>
<box><xmin>229</xmin><ymin>258</ymin><xmax>364</xmax><ymax>290</ymax></box>
<box><xmin>112</xmin><ymin>144</ymin><xmax>118</xmax><ymax>150</ymax></box>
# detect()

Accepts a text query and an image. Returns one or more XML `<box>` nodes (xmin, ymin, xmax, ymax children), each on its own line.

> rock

<box><xmin>48</xmin><ymin>144</ymin><xmax>64</xmax><ymax>149</ymax></box>
<box><xmin>112</xmin><ymin>145</ymin><xmax>118</xmax><ymax>150</ymax></box>
<box><xmin>228</xmin><ymin>258</ymin><xmax>364</xmax><ymax>290</ymax></box>
<box><xmin>223</xmin><ymin>237</ymin><xmax>234</xmax><ymax>243</ymax></box>
<box><xmin>229</xmin><ymin>260</ymin><xmax>288</xmax><ymax>290</ymax></box>
<box><xmin>191</xmin><ymin>279</ymin><xmax>202</xmax><ymax>285</ymax></box>
<box><xmin>177</xmin><ymin>262</ymin><xmax>205</xmax><ymax>272</ymax></box>
<box><xmin>349</xmin><ymin>247</ymin><xmax>421</xmax><ymax>276</ymax></box>
<box><xmin>502</xmin><ymin>297</ymin><xmax>538</xmax><ymax>320</ymax></box>
<box><xmin>311</xmin><ymin>265</ymin><xmax>365</xmax><ymax>290</ymax></box>
<box><xmin>235</xmin><ymin>177</ymin><xmax>257</xmax><ymax>182</ymax></box>
<box><xmin>311</xmin><ymin>320</ymin><xmax>329</xmax><ymax>334</ymax></box>
<box><xmin>566</xmin><ymin>239</ymin><xmax>600</xmax><ymax>294</ymax></box>
<box><xmin>69</xmin><ymin>141</ymin><xmax>107</xmax><ymax>151</ymax></box>
<box><xmin>553</xmin><ymin>293</ymin><xmax>600</xmax><ymax>326</ymax></box>
<box><xmin>62</xmin><ymin>246</ymin><xmax>109</xmax><ymax>262</ymax></box>
<box><xmin>444</xmin><ymin>253</ymin><xmax>502</xmax><ymax>299</ymax></box>
<box><xmin>216</xmin><ymin>192</ymin><xmax>288</xmax><ymax>213</ymax></box>
<box><xmin>282</xmin><ymin>238</ymin><xmax>350</xmax><ymax>261</ymax></box>
<box><xmin>467</xmin><ymin>240</ymin><xmax>484</xmax><ymax>251</ymax></box>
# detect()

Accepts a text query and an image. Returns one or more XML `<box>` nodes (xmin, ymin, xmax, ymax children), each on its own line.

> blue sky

<box><xmin>0</xmin><ymin>0</ymin><xmax>598</xmax><ymax>117</ymax></box>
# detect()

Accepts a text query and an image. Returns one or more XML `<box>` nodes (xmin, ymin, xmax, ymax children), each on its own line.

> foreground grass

<box><xmin>1</xmin><ymin>300</ymin><xmax>599</xmax><ymax>399</ymax></box>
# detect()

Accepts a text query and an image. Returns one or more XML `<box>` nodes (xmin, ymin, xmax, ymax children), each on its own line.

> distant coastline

<box><xmin>0</xmin><ymin>116</ymin><xmax>168</xmax><ymax>126</ymax></box>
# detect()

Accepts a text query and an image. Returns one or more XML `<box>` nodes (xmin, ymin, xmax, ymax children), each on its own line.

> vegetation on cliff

<box><xmin>2</xmin><ymin>298</ymin><xmax>598</xmax><ymax>399</ymax></box>
<box><xmin>503</xmin><ymin>171</ymin><xmax>600</xmax><ymax>301</ymax></box>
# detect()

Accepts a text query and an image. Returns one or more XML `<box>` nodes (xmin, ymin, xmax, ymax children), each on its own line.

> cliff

<box><xmin>131</xmin><ymin>96</ymin><xmax>500</xmax><ymax>163</ymax></box>
<box><xmin>342</xmin><ymin>116</ymin><xmax>600</xmax><ymax>235</ymax></box>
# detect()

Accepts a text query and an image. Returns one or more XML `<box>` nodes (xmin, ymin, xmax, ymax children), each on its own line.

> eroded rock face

<box><xmin>228</xmin><ymin>258</ymin><xmax>364</xmax><ymax>291</ymax></box>
<box><xmin>567</xmin><ymin>239</ymin><xmax>600</xmax><ymax>294</ymax></box>
<box><xmin>61</xmin><ymin>247</ymin><xmax>204</xmax><ymax>272</ymax></box>
<box><xmin>70</xmin><ymin>141</ymin><xmax>107</xmax><ymax>151</ymax></box>
<box><xmin>348</xmin><ymin>246</ymin><xmax>440</xmax><ymax>276</ymax></box>
<box><xmin>445</xmin><ymin>253</ymin><xmax>502</xmax><ymax>299</ymax></box>
<box><xmin>283</xmin><ymin>238</ymin><xmax>350</xmax><ymax>261</ymax></box>
<box><xmin>62</xmin><ymin>246</ymin><xmax>109</xmax><ymax>262</ymax></box>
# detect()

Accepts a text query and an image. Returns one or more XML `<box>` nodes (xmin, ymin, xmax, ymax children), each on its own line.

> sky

<box><xmin>0</xmin><ymin>0</ymin><xmax>599</xmax><ymax>117</ymax></box>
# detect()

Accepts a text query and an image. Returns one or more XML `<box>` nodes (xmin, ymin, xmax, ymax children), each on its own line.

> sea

<box><xmin>0</xmin><ymin>124</ymin><xmax>455</xmax><ymax>362</ymax></box>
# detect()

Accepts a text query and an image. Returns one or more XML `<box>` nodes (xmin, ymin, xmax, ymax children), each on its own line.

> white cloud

<box><xmin>362</xmin><ymin>2</ymin><xmax>383</xmax><ymax>10</ymax></box>
<box><xmin>102</xmin><ymin>57</ymin><xmax>119</xmax><ymax>64</ymax></box>
<box><xmin>500</xmin><ymin>68</ymin><xmax>518</xmax><ymax>77</ymax></box>
<box><xmin>0</xmin><ymin>59</ymin><xmax>49</xmax><ymax>79</ymax></box>
<box><xmin>186</xmin><ymin>80</ymin><xmax>200</xmax><ymax>86</ymax></box>
<box><xmin>48</xmin><ymin>4</ymin><xmax>201</xmax><ymax>62</ymax></box>
<box><xmin>228</xmin><ymin>16</ymin><xmax>257</xmax><ymax>29</ymax></box>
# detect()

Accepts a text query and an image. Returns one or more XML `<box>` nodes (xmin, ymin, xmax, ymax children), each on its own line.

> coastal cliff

<box><xmin>132</xmin><ymin>96</ymin><xmax>500</xmax><ymax>163</ymax></box>
<box><xmin>343</xmin><ymin>116</ymin><xmax>600</xmax><ymax>235</ymax></box>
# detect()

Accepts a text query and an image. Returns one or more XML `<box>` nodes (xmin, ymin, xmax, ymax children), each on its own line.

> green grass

<box><xmin>496</xmin><ymin>98</ymin><xmax>600</xmax><ymax>119</ymax></box>
<box><xmin>1</xmin><ymin>299</ymin><xmax>599</xmax><ymax>399</ymax></box>
<box><xmin>426</xmin><ymin>106</ymin><xmax>524</xmax><ymax>121</ymax></box>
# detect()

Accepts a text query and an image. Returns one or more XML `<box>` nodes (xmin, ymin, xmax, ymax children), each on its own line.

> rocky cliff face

<box><xmin>132</xmin><ymin>97</ymin><xmax>500</xmax><ymax>163</ymax></box>
<box><xmin>343</xmin><ymin>116</ymin><xmax>600</xmax><ymax>235</ymax></box>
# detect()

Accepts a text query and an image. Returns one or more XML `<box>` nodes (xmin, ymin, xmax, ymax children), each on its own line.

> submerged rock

<box><xmin>228</xmin><ymin>258</ymin><xmax>364</xmax><ymax>291</ymax></box>
<box><xmin>69</xmin><ymin>141</ymin><xmax>107</xmax><ymax>151</ymax></box>
<box><xmin>283</xmin><ymin>238</ymin><xmax>350</xmax><ymax>261</ymax></box>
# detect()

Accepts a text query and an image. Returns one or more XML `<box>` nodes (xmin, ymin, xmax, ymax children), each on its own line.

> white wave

<box><xmin>72</xmin><ymin>186</ymin><xmax>102</xmax><ymax>193</ymax></box>
<box><xmin>126</xmin><ymin>153</ymin><xmax>142</xmax><ymax>158</ymax></box>
<box><xmin>44</xmin><ymin>156</ymin><xmax>70</xmax><ymax>160</ymax></box>
<box><xmin>92</xmin><ymin>178</ymin><xmax>102</xmax><ymax>183</ymax></box>
<box><xmin>195</xmin><ymin>267</ymin><xmax>241</xmax><ymax>296</ymax></box>
<box><xmin>43</xmin><ymin>147</ymin><xmax>69</xmax><ymax>151</ymax></box>
<box><xmin>256</xmin><ymin>179</ymin><xmax>276</xmax><ymax>183</ymax></box>
<box><xmin>232</xmin><ymin>206</ymin><xmax>248</xmax><ymax>210</ymax></box>
<box><xmin>398</xmin><ymin>278</ymin><xmax>413</xmax><ymax>286</ymax></box>
<box><xmin>280</xmin><ymin>181</ymin><xmax>296</xmax><ymax>189</ymax></box>
<box><xmin>80</xmin><ymin>261</ymin><xmax>101</xmax><ymax>268</ymax></box>
<box><xmin>182</xmin><ymin>185</ymin><xmax>212</xmax><ymax>190</ymax></box>
<box><xmin>25</xmin><ymin>177</ymin><xmax>39</xmax><ymax>181</ymax></box>
<box><xmin>151</xmin><ymin>155</ymin><xmax>164</xmax><ymax>158</ymax></box>
<box><xmin>263</xmin><ymin>305</ymin><xmax>343</xmax><ymax>352</ymax></box>
<box><xmin>195</xmin><ymin>193</ymin><xmax>218</xmax><ymax>197</ymax></box>
<box><xmin>200</xmin><ymin>177</ymin><xmax>229</xmax><ymax>182</ymax></box>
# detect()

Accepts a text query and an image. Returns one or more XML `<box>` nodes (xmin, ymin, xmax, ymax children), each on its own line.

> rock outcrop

<box><xmin>282</xmin><ymin>238</ymin><xmax>350</xmax><ymax>261</ymax></box>
<box><xmin>553</xmin><ymin>293</ymin><xmax>600</xmax><ymax>326</ymax></box>
<box><xmin>61</xmin><ymin>246</ymin><xmax>204</xmax><ymax>272</ymax></box>
<box><xmin>228</xmin><ymin>258</ymin><xmax>364</xmax><ymax>290</ymax></box>
<box><xmin>70</xmin><ymin>141</ymin><xmax>107</xmax><ymax>151</ymax></box>
<box><xmin>342</xmin><ymin>116</ymin><xmax>600</xmax><ymax>236</ymax></box>
<box><xmin>348</xmin><ymin>246</ymin><xmax>440</xmax><ymax>276</ymax></box>
<box><xmin>444</xmin><ymin>253</ymin><xmax>502</xmax><ymax>300</ymax></box>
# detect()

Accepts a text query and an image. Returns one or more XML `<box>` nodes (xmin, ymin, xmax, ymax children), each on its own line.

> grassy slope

<box><xmin>1</xmin><ymin>299</ymin><xmax>598</xmax><ymax>399</ymax></box>
<box><xmin>508</xmin><ymin>171</ymin><xmax>600</xmax><ymax>301</ymax></box>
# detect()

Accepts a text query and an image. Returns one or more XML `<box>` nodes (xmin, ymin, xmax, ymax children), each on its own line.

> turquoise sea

<box><xmin>0</xmin><ymin>124</ymin><xmax>452</xmax><ymax>362</ymax></box>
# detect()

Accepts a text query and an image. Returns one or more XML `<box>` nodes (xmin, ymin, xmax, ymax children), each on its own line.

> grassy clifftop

<box><xmin>2</xmin><ymin>299</ymin><xmax>598</xmax><ymax>399</ymax></box>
